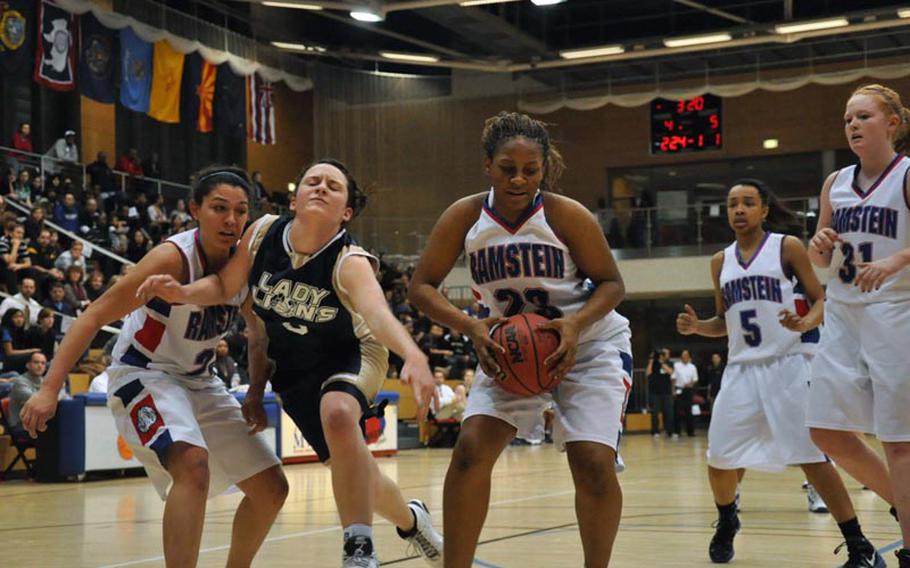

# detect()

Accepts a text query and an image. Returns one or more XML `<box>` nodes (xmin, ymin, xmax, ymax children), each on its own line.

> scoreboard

<box><xmin>650</xmin><ymin>94</ymin><xmax>722</xmax><ymax>155</ymax></box>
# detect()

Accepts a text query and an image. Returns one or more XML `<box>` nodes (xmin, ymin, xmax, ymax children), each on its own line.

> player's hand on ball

<box><xmin>241</xmin><ymin>392</ymin><xmax>268</xmax><ymax>434</ymax></box>
<box><xmin>809</xmin><ymin>228</ymin><xmax>840</xmax><ymax>256</ymax></box>
<box><xmin>400</xmin><ymin>353</ymin><xmax>438</xmax><ymax>422</ymax></box>
<box><xmin>854</xmin><ymin>255</ymin><xmax>903</xmax><ymax>292</ymax></box>
<box><xmin>541</xmin><ymin>317</ymin><xmax>578</xmax><ymax>383</ymax></box>
<box><xmin>778</xmin><ymin>309</ymin><xmax>808</xmax><ymax>333</ymax></box>
<box><xmin>19</xmin><ymin>387</ymin><xmax>59</xmax><ymax>439</ymax></box>
<box><xmin>466</xmin><ymin>316</ymin><xmax>507</xmax><ymax>382</ymax></box>
<box><xmin>676</xmin><ymin>304</ymin><xmax>699</xmax><ymax>335</ymax></box>
<box><xmin>136</xmin><ymin>274</ymin><xmax>186</xmax><ymax>303</ymax></box>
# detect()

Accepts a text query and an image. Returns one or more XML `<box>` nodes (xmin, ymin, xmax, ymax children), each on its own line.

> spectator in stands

<box><xmin>7</xmin><ymin>122</ymin><xmax>33</xmax><ymax>171</ymax></box>
<box><xmin>2</xmin><ymin>167</ymin><xmax>14</xmax><ymax>196</ymax></box>
<box><xmin>446</xmin><ymin>328</ymin><xmax>477</xmax><ymax>380</ymax></box>
<box><xmin>6</xmin><ymin>352</ymin><xmax>60</xmax><ymax>433</ymax></box>
<box><xmin>146</xmin><ymin>193</ymin><xmax>168</xmax><ymax>238</ymax></box>
<box><xmin>0</xmin><ymin>277</ymin><xmax>41</xmax><ymax>326</ymax></box>
<box><xmin>0</xmin><ymin>221</ymin><xmax>31</xmax><ymax>292</ymax></box>
<box><xmin>54</xmin><ymin>239</ymin><xmax>87</xmax><ymax>274</ymax></box>
<box><xmin>79</xmin><ymin>197</ymin><xmax>106</xmax><ymax>246</ymax></box>
<box><xmin>45</xmin><ymin>129</ymin><xmax>79</xmax><ymax>166</ymax></box>
<box><xmin>11</xmin><ymin>168</ymin><xmax>32</xmax><ymax>207</ymax></box>
<box><xmin>419</xmin><ymin>322</ymin><xmax>454</xmax><ymax>371</ymax></box>
<box><xmin>53</xmin><ymin>192</ymin><xmax>80</xmax><ymax>234</ymax></box>
<box><xmin>432</xmin><ymin>367</ymin><xmax>463</xmax><ymax>422</ymax></box>
<box><xmin>1</xmin><ymin>308</ymin><xmax>41</xmax><ymax>372</ymax></box>
<box><xmin>169</xmin><ymin>198</ymin><xmax>191</xmax><ymax>226</ymax></box>
<box><xmin>63</xmin><ymin>265</ymin><xmax>89</xmax><ymax>311</ymax></box>
<box><xmin>647</xmin><ymin>348</ymin><xmax>675</xmax><ymax>438</ymax></box>
<box><xmin>42</xmin><ymin>281</ymin><xmax>75</xmax><ymax>336</ymax></box>
<box><xmin>251</xmin><ymin>171</ymin><xmax>267</xmax><ymax>202</ymax></box>
<box><xmin>85</xmin><ymin>271</ymin><xmax>106</xmax><ymax>302</ymax></box>
<box><xmin>86</xmin><ymin>151</ymin><xmax>115</xmax><ymax>195</ymax></box>
<box><xmin>126</xmin><ymin>229</ymin><xmax>151</xmax><ymax>263</ymax></box>
<box><xmin>26</xmin><ymin>228</ymin><xmax>63</xmax><ymax>291</ymax></box>
<box><xmin>143</xmin><ymin>152</ymin><xmax>161</xmax><ymax>180</ymax></box>
<box><xmin>27</xmin><ymin>308</ymin><xmax>56</xmax><ymax>360</ymax></box>
<box><xmin>107</xmin><ymin>213</ymin><xmax>129</xmax><ymax>256</ymax></box>
<box><xmin>672</xmin><ymin>349</ymin><xmax>699</xmax><ymax>437</ymax></box>
<box><xmin>24</xmin><ymin>206</ymin><xmax>47</xmax><ymax>242</ymax></box>
<box><xmin>115</xmin><ymin>148</ymin><xmax>143</xmax><ymax>178</ymax></box>
<box><xmin>29</xmin><ymin>174</ymin><xmax>44</xmax><ymax>203</ymax></box>
<box><xmin>705</xmin><ymin>352</ymin><xmax>726</xmax><ymax>406</ymax></box>
<box><xmin>210</xmin><ymin>338</ymin><xmax>239</xmax><ymax>389</ymax></box>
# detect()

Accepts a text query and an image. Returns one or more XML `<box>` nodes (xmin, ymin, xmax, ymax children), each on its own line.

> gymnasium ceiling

<box><xmin>183</xmin><ymin>1</ymin><xmax>910</xmax><ymax>88</ymax></box>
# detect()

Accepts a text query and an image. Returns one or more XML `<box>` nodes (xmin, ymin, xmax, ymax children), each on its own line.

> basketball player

<box><xmin>677</xmin><ymin>179</ymin><xmax>882</xmax><ymax>567</ymax></box>
<box><xmin>19</xmin><ymin>166</ymin><xmax>288</xmax><ymax>568</ymax></box>
<box><xmin>807</xmin><ymin>83</ymin><xmax>910</xmax><ymax>568</ymax></box>
<box><xmin>408</xmin><ymin>111</ymin><xmax>633</xmax><ymax>568</ymax></box>
<box><xmin>137</xmin><ymin>159</ymin><xmax>443</xmax><ymax>568</ymax></box>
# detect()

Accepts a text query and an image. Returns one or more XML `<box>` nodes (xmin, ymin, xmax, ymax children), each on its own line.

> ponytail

<box><xmin>732</xmin><ymin>178</ymin><xmax>801</xmax><ymax>234</ymax></box>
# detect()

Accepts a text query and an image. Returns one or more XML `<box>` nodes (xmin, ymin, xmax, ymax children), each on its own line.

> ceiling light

<box><xmin>774</xmin><ymin>17</ymin><xmax>848</xmax><ymax>34</ymax></box>
<box><xmin>559</xmin><ymin>44</ymin><xmax>624</xmax><ymax>59</ymax></box>
<box><xmin>380</xmin><ymin>51</ymin><xmax>440</xmax><ymax>63</ymax></box>
<box><xmin>350</xmin><ymin>10</ymin><xmax>383</xmax><ymax>22</ymax></box>
<box><xmin>762</xmin><ymin>138</ymin><xmax>779</xmax><ymax>150</ymax></box>
<box><xmin>271</xmin><ymin>41</ymin><xmax>326</xmax><ymax>53</ymax></box>
<box><xmin>531</xmin><ymin>0</ymin><xmax>565</xmax><ymax>5</ymax></box>
<box><xmin>460</xmin><ymin>0</ymin><xmax>519</xmax><ymax>6</ymax></box>
<box><xmin>663</xmin><ymin>32</ymin><xmax>732</xmax><ymax>48</ymax></box>
<box><xmin>262</xmin><ymin>2</ymin><xmax>323</xmax><ymax>9</ymax></box>
<box><xmin>899</xmin><ymin>8</ymin><xmax>910</xmax><ymax>18</ymax></box>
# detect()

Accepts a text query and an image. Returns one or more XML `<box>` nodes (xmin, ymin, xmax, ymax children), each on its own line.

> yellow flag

<box><xmin>148</xmin><ymin>40</ymin><xmax>184</xmax><ymax>123</ymax></box>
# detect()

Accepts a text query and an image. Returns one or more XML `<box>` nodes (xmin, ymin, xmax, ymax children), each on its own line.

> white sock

<box><xmin>344</xmin><ymin>523</ymin><xmax>373</xmax><ymax>542</ymax></box>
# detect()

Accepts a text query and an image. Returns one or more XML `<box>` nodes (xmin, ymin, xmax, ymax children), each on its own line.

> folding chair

<box><xmin>0</xmin><ymin>397</ymin><xmax>36</xmax><ymax>479</ymax></box>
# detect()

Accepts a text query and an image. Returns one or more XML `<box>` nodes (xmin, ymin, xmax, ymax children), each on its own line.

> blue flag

<box><xmin>79</xmin><ymin>12</ymin><xmax>116</xmax><ymax>103</ymax></box>
<box><xmin>214</xmin><ymin>63</ymin><xmax>246</xmax><ymax>138</ymax></box>
<box><xmin>119</xmin><ymin>27</ymin><xmax>152</xmax><ymax>112</ymax></box>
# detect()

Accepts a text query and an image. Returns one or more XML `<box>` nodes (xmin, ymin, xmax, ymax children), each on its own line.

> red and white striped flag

<box><xmin>248</xmin><ymin>74</ymin><xmax>276</xmax><ymax>144</ymax></box>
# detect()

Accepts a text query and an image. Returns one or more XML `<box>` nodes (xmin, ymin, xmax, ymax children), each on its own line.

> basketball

<box><xmin>490</xmin><ymin>313</ymin><xmax>561</xmax><ymax>396</ymax></box>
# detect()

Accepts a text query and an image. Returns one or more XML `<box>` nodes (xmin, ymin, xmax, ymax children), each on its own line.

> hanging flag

<box><xmin>119</xmin><ymin>27</ymin><xmax>152</xmax><ymax>113</ymax></box>
<box><xmin>0</xmin><ymin>0</ymin><xmax>34</xmax><ymax>77</ymax></box>
<box><xmin>181</xmin><ymin>52</ymin><xmax>217</xmax><ymax>133</ymax></box>
<box><xmin>248</xmin><ymin>73</ymin><xmax>276</xmax><ymax>145</ymax></box>
<box><xmin>197</xmin><ymin>60</ymin><xmax>217</xmax><ymax>132</ymax></box>
<box><xmin>147</xmin><ymin>40</ymin><xmax>184</xmax><ymax>123</ymax></box>
<box><xmin>79</xmin><ymin>11</ymin><xmax>115</xmax><ymax>103</ymax></box>
<box><xmin>33</xmin><ymin>0</ymin><xmax>75</xmax><ymax>91</ymax></box>
<box><xmin>214</xmin><ymin>63</ymin><xmax>246</xmax><ymax>139</ymax></box>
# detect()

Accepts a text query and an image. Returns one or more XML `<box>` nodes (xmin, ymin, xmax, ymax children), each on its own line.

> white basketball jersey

<box><xmin>465</xmin><ymin>190</ymin><xmax>629</xmax><ymax>343</ymax></box>
<box><xmin>721</xmin><ymin>232</ymin><xmax>819</xmax><ymax>364</ymax></box>
<box><xmin>112</xmin><ymin>229</ymin><xmax>248</xmax><ymax>377</ymax></box>
<box><xmin>826</xmin><ymin>154</ymin><xmax>910</xmax><ymax>304</ymax></box>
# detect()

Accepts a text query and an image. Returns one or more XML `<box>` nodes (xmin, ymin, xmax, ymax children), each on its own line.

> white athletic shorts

<box><xmin>806</xmin><ymin>299</ymin><xmax>910</xmax><ymax>442</ymax></box>
<box><xmin>107</xmin><ymin>366</ymin><xmax>281</xmax><ymax>500</ymax></box>
<box><xmin>707</xmin><ymin>354</ymin><xmax>825</xmax><ymax>472</ymax></box>
<box><xmin>465</xmin><ymin>328</ymin><xmax>633</xmax><ymax>455</ymax></box>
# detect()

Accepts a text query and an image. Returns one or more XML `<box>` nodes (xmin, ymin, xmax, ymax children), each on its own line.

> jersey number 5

<box><xmin>493</xmin><ymin>288</ymin><xmax>563</xmax><ymax>319</ymax></box>
<box><xmin>838</xmin><ymin>242</ymin><xmax>873</xmax><ymax>283</ymax></box>
<box><xmin>740</xmin><ymin>310</ymin><xmax>762</xmax><ymax>347</ymax></box>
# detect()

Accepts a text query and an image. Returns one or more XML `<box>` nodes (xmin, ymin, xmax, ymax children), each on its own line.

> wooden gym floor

<box><xmin>0</xmin><ymin>433</ymin><xmax>902</xmax><ymax>567</ymax></box>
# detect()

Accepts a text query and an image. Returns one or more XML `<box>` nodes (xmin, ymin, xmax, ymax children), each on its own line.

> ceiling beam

<box><xmin>672</xmin><ymin>0</ymin><xmax>753</xmax><ymax>25</ymax></box>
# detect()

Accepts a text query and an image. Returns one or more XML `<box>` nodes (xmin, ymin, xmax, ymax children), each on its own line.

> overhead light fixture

<box><xmin>774</xmin><ymin>17</ymin><xmax>848</xmax><ymax>34</ymax></box>
<box><xmin>898</xmin><ymin>8</ymin><xmax>910</xmax><ymax>18</ymax></box>
<box><xmin>663</xmin><ymin>32</ymin><xmax>732</xmax><ymax>48</ymax></box>
<box><xmin>380</xmin><ymin>51</ymin><xmax>440</xmax><ymax>63</ymax></box>
<box><xmin>262</xmin><ymin>2</ymin><xmax>323</xmax><ymax>9</ymax></box>
<box><xmin>271</xmin><ymin>41</ymin><xmax>326</xmax><ymax>53</ymax></box>
<box><xmin>559</xmin><ymin>44</ymin><xmax>624</xmax><ymax>59</ymax></box>
<box><xmin>350</xmin><ymin>10</ymin><xmax>383</xmax><ymax>22</ymax></box>
<box><xmin>460</xmin><ymin>0</ymin><xmax>519</xmax><ymax>5</ymax></box>
<box><xmin>763</xmin><ymin>138</ymin><xmax>779</xmax><ymax>150</ymax></box>
<box><xmin>531</xmin><ymin>0</ymin><xmax>566</xmax><ymax>5</ymax></box>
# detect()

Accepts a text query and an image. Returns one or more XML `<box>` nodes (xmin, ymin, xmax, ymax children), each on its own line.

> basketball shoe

<box><xmin>834</xmin><ymin>538</ymin><xmax>885</xmax><ymax>568</ymax></box>
<box><xmin>895</xmin><ymin>548</ymin><xmax>910</xmax><ymax>568</ymax></box>
<box><xmin>342</xmin><ymin>535</ymin><xmax>379</xmax><ymax>568</ymax></box>
<box><xmin>709</xmin><ymin>515</ymin><xmax>740</xmax><ymax>563</ymax></box>
<box><xmin>397</xmin><ymin>499</ymin><xmax>443</xmax><ymax>566</ymax></box>
<box><xmin>806</xmin><ymin>484</ymin><xmax>829</xmax><ymax>513</ymax></box>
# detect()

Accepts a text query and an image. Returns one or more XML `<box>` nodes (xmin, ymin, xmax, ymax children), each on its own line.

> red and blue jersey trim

<box><xmin>482</xmin><ymin>192</ymin><xmax>544</xmax><ymax>235</ymax></box>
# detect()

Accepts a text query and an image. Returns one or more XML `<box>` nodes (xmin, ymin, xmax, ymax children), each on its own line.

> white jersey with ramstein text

<box><xmin>111</xmin><ymin>229</ymin><xmax>248</xmax><ymax>377</ymax></box>
<box><xmin>465</xmin><ymin>190</ymin><xmax>629</xmax><ymax>344</ymax></box>
<box><xmin>721</xmin><ymin>232</ymin><xmax>819</xmax><ymax>364</ymax></box>
<box><xmin>826</xmin><ymin>154</ymin><xmax>910</xmax><ymax>304</ymax></box>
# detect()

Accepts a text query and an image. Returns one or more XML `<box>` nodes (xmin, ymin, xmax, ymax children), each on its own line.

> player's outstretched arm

<box><xmin>20</xmin><ymin>244</ymin><xmax>185</xmax><ymax>438</ymax></box>
<box><xmin>678</xmin><ymin>251</ymin><xmax>727</xmax><ymax>338</ymax></box>
<box><xmin>340</xmin><ymin>255</ymin><xmax>438</xmax><ymax>421</ymax></box>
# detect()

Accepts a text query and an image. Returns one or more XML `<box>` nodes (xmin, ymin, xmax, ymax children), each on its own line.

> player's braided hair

<box><xmin>481</xmin><ymin>111</ymin><xmax>566</xmax><ymax>193</ymax></box>
<box><xmin>731</xmin><ymin>178</ymin><xmax>801</xmax><ymax>235</ymax></box>
<box><xmin>852</xmin><ymin>84</ymin><xmax>910</xmax><ymax>155</ymax></box>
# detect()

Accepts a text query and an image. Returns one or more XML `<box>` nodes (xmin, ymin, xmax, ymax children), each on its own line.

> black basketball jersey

<box><xmin>248</xmin><ymin>215</ymin><xmax>384</xmax><ymax>392</ymax></box>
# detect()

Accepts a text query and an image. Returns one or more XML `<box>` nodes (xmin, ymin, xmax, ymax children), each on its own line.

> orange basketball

<box><xmin>490</xmin><ymin>313</ymin><xmax>561</xmax><ymax>396</ymax></box>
